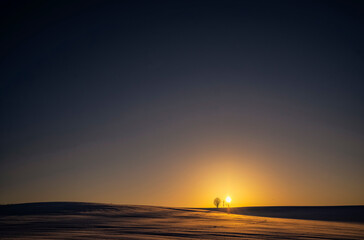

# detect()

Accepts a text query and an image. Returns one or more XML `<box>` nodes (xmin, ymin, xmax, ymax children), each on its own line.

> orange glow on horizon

<box><xmin>3</xmin><ymin>142</ymin><xmax>363</xmax><ymax>208</ymax></box>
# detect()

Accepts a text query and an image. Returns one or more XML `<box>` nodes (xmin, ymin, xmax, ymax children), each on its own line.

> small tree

<box><xmin>214</xmin><ymin>197</ymin><xmax>221</xmax><ymax>208</ymax></box>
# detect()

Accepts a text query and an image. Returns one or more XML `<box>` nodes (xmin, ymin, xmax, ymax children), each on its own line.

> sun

<box><xmin>226</xmin><ymin>196</ymin><xmax>231</xmax><ymax>204</ymax></box>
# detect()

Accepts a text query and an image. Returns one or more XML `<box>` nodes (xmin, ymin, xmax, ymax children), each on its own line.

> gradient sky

<box><xmin>1</xmin><ymin>0</ymin><xmax>363</xmax><ymax>207</ymax></box>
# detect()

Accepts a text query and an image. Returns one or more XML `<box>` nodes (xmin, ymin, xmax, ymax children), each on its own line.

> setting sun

<box><xmin>226</xmin><ymin>196</ymin><xmax>231</xmax><ymax>204</ymax></box>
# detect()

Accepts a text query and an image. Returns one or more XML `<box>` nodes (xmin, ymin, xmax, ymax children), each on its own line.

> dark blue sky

<box><xmin>0</xmin><ymin>0</ymin><xmax>363</xmax><ymax>206</ymax></box>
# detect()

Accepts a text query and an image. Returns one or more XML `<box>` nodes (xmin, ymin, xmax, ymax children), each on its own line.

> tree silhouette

<box><xmin>214</xmin><ymin>197</ymin><xmax>221</xmax><ymax>208</ymax></box>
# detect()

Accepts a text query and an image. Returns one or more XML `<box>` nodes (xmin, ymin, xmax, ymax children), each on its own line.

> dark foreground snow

<box><xmin>1</xmin><ymin>202</ymin><xmax>363</xmax><ymax>239</ymax></box>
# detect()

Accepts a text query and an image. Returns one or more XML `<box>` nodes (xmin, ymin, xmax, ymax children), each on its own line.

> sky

<box><xmin>0</xmin><ymin>0</ymin><xmax>363</xmax><ymax>207</ymax></box>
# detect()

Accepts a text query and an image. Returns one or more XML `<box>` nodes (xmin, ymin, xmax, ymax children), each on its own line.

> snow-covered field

<box><xmin>1</xmin><ymin>202</ymin><xmax>363</xmax><ymax>239</ymax></box>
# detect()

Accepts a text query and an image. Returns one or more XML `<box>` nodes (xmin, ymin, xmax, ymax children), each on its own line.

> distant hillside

<box><xmin>204</xmin><ymin>206</ymin><xmax>364</xmax><ymax>223</ymax></box>
<box><xmin>0</xmin><ymin>202</ymin><xmax>119</xmax><ymax>216</ymax></box>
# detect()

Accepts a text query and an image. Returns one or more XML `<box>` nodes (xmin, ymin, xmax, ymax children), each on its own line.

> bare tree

<box><xmin>214</xmin><ymin>197</ymin><xmax>221</xmax><ymax>208</ymax></box>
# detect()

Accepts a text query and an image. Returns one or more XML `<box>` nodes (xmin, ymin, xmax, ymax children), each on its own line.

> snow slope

<box><xmin>1</xmin><ymin>202</ymin><xmax>363</xmax><ymax>239</ymax></box>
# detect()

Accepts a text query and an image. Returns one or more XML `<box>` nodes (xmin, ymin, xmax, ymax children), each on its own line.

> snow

<box><xmin>1</xmin><ymin>203</ymin><xmax>363</xmax><ymax>239</ymax></box>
